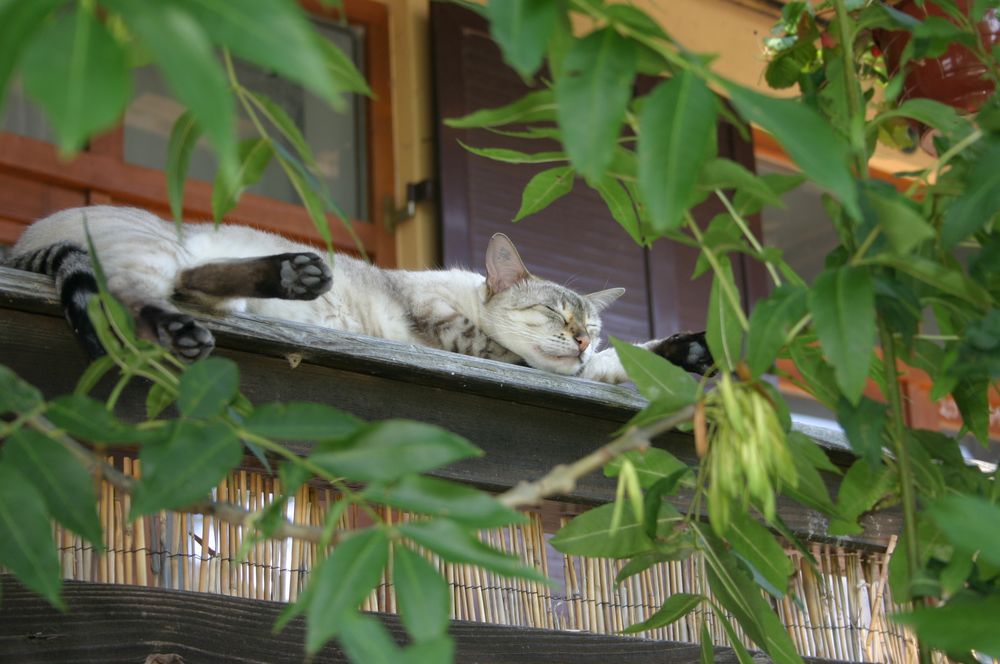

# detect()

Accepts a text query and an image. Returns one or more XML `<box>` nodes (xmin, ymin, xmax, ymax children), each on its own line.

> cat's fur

<box><xmin>7</xmin><ymin>206</ymin><xmax>712</xmax><ymax>383</ymax></box>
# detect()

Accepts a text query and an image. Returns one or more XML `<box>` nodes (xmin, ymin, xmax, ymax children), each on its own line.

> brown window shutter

<box><xmin>431</xmin><ymin>2</ymin><xmax>765</xmax><ymax>346</ymax></box>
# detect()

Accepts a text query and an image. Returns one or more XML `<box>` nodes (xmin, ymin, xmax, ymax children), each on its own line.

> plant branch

<box><xmin>714</xmin><ymin>189</ymin><xmax>783</xmax><ymax>287</ymax></box>
<box><xmin>685</xmin><ymin>215</ymin><xmax>751</xmax><ymax>331</ymax></box>
<box><xmin>497</xmin><ymin>405</ymin><xmax>696</xmax><ymax>508</ymax></box>
<box><xmin>29</xmin><ymin>415</ymin><xmax>331</xmax><ymax>545</ymax></box>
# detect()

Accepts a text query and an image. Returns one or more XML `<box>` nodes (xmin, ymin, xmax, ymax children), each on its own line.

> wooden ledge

<box><xmin>0</xmin><ymin>266</ymin><xmax>897</xmax><ymax>545</ymax></box>
<box><xmin>0</xmin><ymin>576</ymin><xmax>853</xmax><ymax>664</ymax></box>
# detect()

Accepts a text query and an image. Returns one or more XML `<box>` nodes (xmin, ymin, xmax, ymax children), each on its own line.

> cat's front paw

<box><xmin>280</xmin><ymin>253</ymin><xmax>332</xmax><ymax>300</ymax></box>
<box><xmin>141</xmin><ymin>307</ymin><xmax>215</xmax><ymax>361</ymax></box>
<box><xmin>651</xmin><ymin>331</ymin><xmax>714</xmax><ymax>375</ymax></box>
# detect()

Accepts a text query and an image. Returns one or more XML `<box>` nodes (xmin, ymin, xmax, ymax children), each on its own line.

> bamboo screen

<box><xmin>40</xmin><ymin>456</ymin><xmax>939</xmax><ymax>663</ymax></box>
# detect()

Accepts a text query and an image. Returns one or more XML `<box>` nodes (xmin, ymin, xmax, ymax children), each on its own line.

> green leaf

<box><xmin>622</xmin><ymin>592</ymin><xmax>703</xmax><ymax>634</ymax></box>
<box><xmin>445</xmin><ymin>90</ymin><xmax>556</xmax><ymax>128</ymax></box>
<box><xmin>828</xmin><ymin>459</ymin><xmax>893</xmax><ymax>536</ymax></box>
<box><xmin>893</xmin><ymin>594</ymin><xmax>1000</xmax><ymax>658</ymax></box>
<box><xmin>399</xmin><ymin>519</ymin><xmax>549</xmax><ymax>583</ymax></box>
<box><xmin>609</xmin><ymin>337</ymin><xmax>698</xmax><ymax>404</ymax></box>
<box><xmin>638</xmin><ymin>71</ymin><xmax>718</xmax><ymax>231</ymax></box>
<box><xmin>0</xmin><ymin>0</ymin><xmax>68</xmax><ymax>114</ymax></box>
<box><xmin>74</xmin><ymin>355</ymin><xmax>117</xmax><ymax>396</ymax></box>
<box><xmin>710</xmin><ymin>606</ymin><xmax>755</xmax><ymax>664</ymax></box>
<box><xmin>173</xmin><ymin>0</ymin><xmax>343</xmax><ymax>109</ymax></box>
<box><xmin>809</xmin><ymin>266</ymin><xmax>875</xmax><ymax>404</ymax></box>
<box><xmin>248</xmin><ymin>90</ymin><xmax>316</xmax><ymax>166</ymax></box>
<box><xmin>555</xmin><ymin>27</ymin><xmax>637</xmax><ymax>182</ymax></box>
<box><xmin>365</xmin><ymin>476</ymin><xmax>525</xmax><ymax>528</ymax></box>
<box><xmin>605</xmin><ymin>448</ymin><xmax>690</xmax><ymax>490</ymax></box>
<box><xmin>699</xmin><ymin>158</ymin><xmax>783</xmax><ymax>208</ymax></box>
<box><xmin>335</xmin><ymin>611</ymin><xmax>402</xmax><ymax>663</ymax></box>
<box><xmin>550</xmin><ymin>502</ymin><xmax>681</xmax><ymax>558</ymax></box>
<box><xmin>276</xmin><ymin>149</ymin><xmax>335</xmax><ymax>251</ymax></box>
<box><xmin>0</xmin><ymin>461</ymin><xmax>63</xmax><ymax>609</ymax></box>
<box><xmin>699</xmin><ymin>527</ymin><xmax>803</xmax><ymax>663</ymax></box>
<box><xmin>787</xmin><ymin>339</ymin><xmax>839</xmax><ymax>408</ymax></box>
<box><xmin>458</xmin><ymin>142</ymin><xmax>566</xmax><ymax>164</ymax></box>
<box><xmin>3</xmin><ymin>428</ymin><xmax>102</xmax><ymax>548</ymax></box>
<box><xmin>107</xmin><ymin>0</ymin><xmax>236</xmax><ymax>185</ymax></box>
<box><xmin>165</xmin><ymin>111</ymin><xmax>203</xmax><ymax>223</ymax></box>
<box><xmin>244</xmin><ymin>402</ymin><xmax>362</xmax><ymax>441</ymax></box>
<box><xmin>869</xmin><ymin>254</ymin><xmax>992</xmax><ymax>308</ymax></box>
<box><xmin>131</xmin><ymin>420</ymin><xmax>242</xmax><ymax>518</ymax></box>
<box><xmin>19</xmin><ymin>7</ymin><xmax>130</xmax><ymax>154</ymax></box>
<box><xmin>835</xmin><ymin>396</ymin><xmax>886</xmax><ymax>469</ymax></box>
<box><xmin>212</xmin><ymin>137</ymin><xmax>275</xmax><ymax>221</ymax></box>
<box><xmin>746</xmin><ymin>285</ymin><xmax>808</xmax><ymax>378</ymax></box>
<box><xmin>725</xmin><ymin>511</ymin><xmax>793</xmax><ymax>595</ymax></box>
<box><xmin>314</xmin><ymin>32</ymin><xmax>371</xmax><ymax>96</ymax></box>
<box><xmin>941</xmin><ymin>140</ymin><xmax>1000</xmax><ymax>250</ymax></box>
<box><xmin>0</xmin><ymin>364</ymin><xmax>43</xmax><ymax>414</ymax></box>
<box><xmin>734</xmin><ymin>172</ymin><xmax>805</xmax><ymax>217</ymax></box>
<box><xmin>485</xmin><ymin>0</ymin><xmax>558</xmax><ymax>80</ymax></box>
<box><xmin>306</xmin><ymin>527</ymin><xmax>390</xmax><ymax>653</ymax></box>
<box><xmin>869</xmin><ymin>98</ymin><xmax>965</xmax><ymax>141</ymax></box>
<box><xmin>615</xmin><ymin>542</ymin><xmax>697</xmax><ymax>588</ymax></box>
<box><xmin>146</xmin><ymin>383</ymin><xmax>174</xmax><ymax>420</ymax></box>
<box><xmin>177</xmin><ymin>357</ymin><xmax>239</xmax><ymax>418</ymax></box>
<box><xmin>724</xmin><ymin>82</ymin><xmax>860</xmax><ymax>220</ymax></box>
<box><xmin>643</xmin><ymin>470</ymin><xmax>690</xmax><ymax>539</ymax></box>
<box><xmin>700</xmin><ymin>619</ymin><xmax>715</xmax><ymax>664</ymax></box>
<box><xmin>604</xmin><ymin>4</ymin><xmax>668</xmax><ymax>39</ymax></box>
<box><xmin>706</xmin><ymin>257</ymin><xmax>744</xmax><ymax>372</ymax></box>
<box><xmin>513</xmin><ymin>166</ymin><xmax>575</xmax><ymax>221</ymax></box>
<box><xmin>594</xmin><ymin>177</ymin><xmax>643</xmax><ymax>244</ymax></box>
<box><xmin>926</xmin><ymin>495</ymin><xmax>1000</xmax><ymax>567</ymax></box>
<box><xmin>863</xmin><ymin>185</ymin><xmax>934</xmax><ymax>255</ymax></box>
<box><xmin>393</xmin><ymin>545</ymin><xmax>450</xmax><ymax>642</ymax></box>
<box><xmin>310</xmin><ymin>420</ymin><xmax>481</xmax><ymax>483</ymax></box>
<box><xmin>46</xmin><ymin>395</ymin><xmax>138</xmax><ymax>444</ymax></box>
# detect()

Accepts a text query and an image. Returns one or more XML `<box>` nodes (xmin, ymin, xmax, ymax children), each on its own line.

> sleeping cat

<box><xmin>7</xmin><ymin>205</ymin><xmax>712</xmax><ymax>383</ymax></box>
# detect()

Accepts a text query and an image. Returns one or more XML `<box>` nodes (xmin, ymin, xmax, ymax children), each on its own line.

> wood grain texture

<box><xmin>0</xmin><ymin>266</ymin><xmax>900</xmax><ymax>545</ymax></box>
<box><xmin>0</xmin><ymin>577</ymin><xmax>852</xmax><ymax>664</ymax></box>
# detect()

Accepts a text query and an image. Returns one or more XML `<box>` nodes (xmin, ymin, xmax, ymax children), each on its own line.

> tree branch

<box><xmin>497</xmin><ymin>405</ymin><xmax>696</xmax><ymax>508</ymax></box>
<box><xmin>28</xmin><ymin>416</ymin><xmax>330</xmax><ymax>545</ymax></box>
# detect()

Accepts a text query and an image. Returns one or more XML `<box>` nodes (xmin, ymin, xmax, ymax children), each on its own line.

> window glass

<box><xmin>123</xmin><ymin>20</ymin><xmax>369</xmax><ymax>220</ymax></box>
<box><xmin>1</xmin><ymin>81</ymin><xmax>54</xmax><ymax>143</ymax></box>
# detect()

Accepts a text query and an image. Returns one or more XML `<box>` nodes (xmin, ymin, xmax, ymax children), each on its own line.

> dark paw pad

<box><xmin>652</xmin><ymin>331</ymin><xmax>714</xmax><ymax>375</ymax></box>
<box><xmin>279</xmin><ymin>253</ymin><xmax>332</xmax><ymax>300</ymax></box>
<box><xmin>157</xmin><ymin>313</ymin><xmax>215</xmax><ymax>361</ymax></box>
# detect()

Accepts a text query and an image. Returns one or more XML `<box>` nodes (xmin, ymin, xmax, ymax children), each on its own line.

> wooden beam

<box><xmin>0</xmin><ymin>266</ymin><xmax>899</xmax><ymax>545</ymax></box>
<box><xmin>0</xmin><ymin>577</ymin><xmax>852</xmax><ymax>664</ymax></box>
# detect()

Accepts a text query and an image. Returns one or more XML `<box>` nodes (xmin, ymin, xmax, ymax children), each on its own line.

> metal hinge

<box><xmin>383</xmin><ymin>179</ymin><xmax>434</xmax><ymax>232</ymax></box>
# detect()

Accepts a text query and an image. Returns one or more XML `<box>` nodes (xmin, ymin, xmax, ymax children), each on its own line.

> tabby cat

<box><xmin>7</xmin><ymin>206</ymin><xmax>712</xmax><ymax>383</ymax></box>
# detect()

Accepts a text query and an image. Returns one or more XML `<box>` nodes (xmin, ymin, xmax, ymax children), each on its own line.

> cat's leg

<box><xmin>578</xmin><ymin>332</ymin><xmax>713</xmax><ymax>384</ymax></box>
<box><xmin>105</xmin><ymin>266</ymin><xmax>216</xmax><ymax>362</ymax></box>
<box><xmin>176</xmin><ymin>253</ymin><xmax>332</xmax><ymax>301</ymax></box>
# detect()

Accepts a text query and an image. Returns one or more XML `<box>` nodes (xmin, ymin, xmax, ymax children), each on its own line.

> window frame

<box><xmin>0</xmin><ymin>0</ymin><xmax>395</xmax><ymax>266</ymax></box>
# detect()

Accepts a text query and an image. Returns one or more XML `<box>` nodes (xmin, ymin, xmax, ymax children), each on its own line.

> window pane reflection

<box><xmin>123</xmin><ymin>20</ymin><xmax>368</xmax><ymax>221</ymax></box>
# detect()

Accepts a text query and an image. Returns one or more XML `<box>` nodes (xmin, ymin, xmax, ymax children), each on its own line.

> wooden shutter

<box><xmin>431</xmin><ymin>3</ymin><xmax>765</xmax><ymax>344</ymax></box>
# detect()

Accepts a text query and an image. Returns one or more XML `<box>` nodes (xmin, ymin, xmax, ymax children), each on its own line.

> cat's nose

<box><xmin>574</xmin><ymin>334</ymin><xmax>590</xmax><ymax>352</ymax></box>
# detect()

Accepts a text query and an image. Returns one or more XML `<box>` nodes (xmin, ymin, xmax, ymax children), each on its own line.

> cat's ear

<box><xmin>485</xmin><ymin>233</ymin><xmax>531</xmax><ymax>294</ymax></box>
<box><xmin>586</xmin><ymin>288</ymin><xmax>625</xmax><ymax>312</ymax></box>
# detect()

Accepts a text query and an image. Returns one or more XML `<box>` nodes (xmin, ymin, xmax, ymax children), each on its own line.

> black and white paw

<box><xmin>651</xmin><ymin>331</ymin><xmax>714</xmax><ymax>375</ymax></box>
<box><xmin>141</xmin><ymin>307</ymin><xmax>215</xmax><ymax>361</ymax></box>
<box><xmin>279</xmin><ymin>253</ymin><xmax>332</xmax><ymax>300</ymax></box>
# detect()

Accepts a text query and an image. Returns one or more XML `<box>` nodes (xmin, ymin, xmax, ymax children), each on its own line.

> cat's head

<box><xmin>481</xmin><ymin>233</ymin><xmax>623</xmax><ymax>375</ymax></box>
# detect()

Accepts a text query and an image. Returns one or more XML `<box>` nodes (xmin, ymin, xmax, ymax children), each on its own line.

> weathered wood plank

<box><xmin>0</xmin><ymin>266</ymin><xmax>900</xmax><ymax>544</ymax></box>
<box><xmin>0</xmin><ymin>577</ymin><xmax>852</xmax><ymax>664</ymax></box>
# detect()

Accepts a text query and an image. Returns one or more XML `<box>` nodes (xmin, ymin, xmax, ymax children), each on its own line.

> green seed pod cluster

<box><xmin>704</xmin><ymin>373</ymin><xmax>798</xmax><ymax>535</ymax></box>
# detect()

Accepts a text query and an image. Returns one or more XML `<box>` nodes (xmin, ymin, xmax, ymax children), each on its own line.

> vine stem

<box><xmin>685</xmin><ymin>215</ymin><xmax>750</xmax><ymax>332</ymax></box>
<box><xmin>713</xmin><ymin>189</ymin><xmax>783</xmax><ymax>287</ymax></box>
<box><xmin>878</xmin><ymin>317</ymin><xmax>930</xmax><ymax>664</ymax></box>
<box><xmin>497</xmin><ymin>405</ymin><xmax>695</xmax><ymax>508</ymax></box>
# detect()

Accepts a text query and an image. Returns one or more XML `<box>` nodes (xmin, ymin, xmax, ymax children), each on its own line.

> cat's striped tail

<box><xmin>5</xmin><ymin>242</ymin><xmax>105</xmax><ymax>357</ymax></box>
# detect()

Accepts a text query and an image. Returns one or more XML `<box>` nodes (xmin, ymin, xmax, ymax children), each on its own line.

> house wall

<box><xmin>382</xmin><ymin>0</ymin><xmax>930</xmax><ymax>269</ymax></box>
